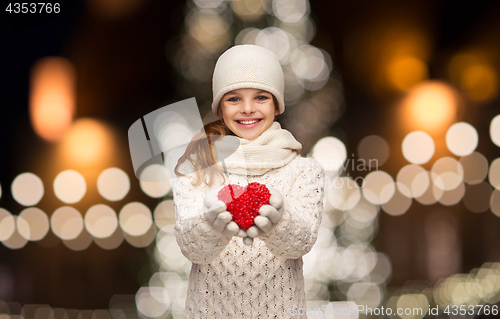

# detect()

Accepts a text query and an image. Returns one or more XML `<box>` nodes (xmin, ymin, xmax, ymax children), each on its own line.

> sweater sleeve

<box><xmin>259</xmin><ymin>158</ymin><xmax>325</xmax><ymax>259</ymax></box>
<box><xmin>172</xmin><ymin>175</ymin><xmax>231</xmax><ymax>265</ymax></box>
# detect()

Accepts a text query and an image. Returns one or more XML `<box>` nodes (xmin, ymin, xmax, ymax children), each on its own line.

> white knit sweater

<box><xmin>173</xmin><ymin>156</ymin><xmax>325</xmax><ymax>318</ymax></box>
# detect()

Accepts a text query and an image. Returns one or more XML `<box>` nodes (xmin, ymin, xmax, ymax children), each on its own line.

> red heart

<box><xmin>217</xmin><ymin>182</ymin><xmax>270</xmax><ymax>230</ymax></box>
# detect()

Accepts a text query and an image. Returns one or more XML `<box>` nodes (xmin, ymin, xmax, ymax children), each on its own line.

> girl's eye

<box><xmin>228</xmin><ymin>97</ymin><xmax>239</xmax><ymax>102</ymax></box>
<box><xmin>256</xmin><ymin>96</ymin><xmax>268</xmax><ymax>101</ymax></box>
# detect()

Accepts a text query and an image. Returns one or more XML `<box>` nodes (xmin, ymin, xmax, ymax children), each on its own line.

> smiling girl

<box><xmin>173</xmin><ymin>45</ymin><xmax>325</xmax><ymax>318</ymax></box>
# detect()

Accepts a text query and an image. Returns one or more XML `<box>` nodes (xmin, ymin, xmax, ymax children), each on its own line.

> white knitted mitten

<box><xmin>238</xmin><ymin>186</ymin><xmax>284</xmax><ymax>245</ymax></box>
<box><xmin>203</xmin><ymin>187</ymin><xmax>239</xmax><ymax>237</ymax></box>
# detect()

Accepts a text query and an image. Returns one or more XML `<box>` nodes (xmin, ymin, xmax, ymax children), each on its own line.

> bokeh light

<box><xmin>438</xmin><ymin>181</ymin><xmax>465</xmax><ymax>206</ymax></box>
<box><xmin>327</xmin><ymin>177</ymin><xmax>361</xmax><ymax>211</ymax></box>
<box><xmin>154</xmin><ymin>200</ymin><xmax>176</xmax><ymax>229</ymax></box>
<box><xmin>431</xmin><ymin>157</ymin><xmax>464</xmax><ymax>191</ymax></box>
<box><xmin>460</xmin><ymin>63</ymin><xmax>499</xmax><ymax>102</ymax></box>
<box><xmin>401</xmin><ymin>81</ymin><xmax>457</xmax><ymax>133</ymax></box>
<box><xmin>310</xmin><ymin>136</ymin><xmax>347</xmax><ymax>175</ymax></box>
<box><xmin>357</xmin><ymin>135</ymin><xmax>390</xmax><ymax>168</ymax></box>
<box><xmin>61</xmin><ymin>118</ymin><xmax>112</xmax><ymax>166</ymax></box>
<box><xmin>0</xmin><ymin>208</ymin><xmax>15</xmax><ymax>241</ymax></box>
<box><xmin>124</xmin><ymin>223</ymin><xmax>156</xmax><ymax>248</ymax></box>
<box><xmin>272</xmin><ymin>0</ymin><xmax>309</xmax><ymax>23</ymax></box>
<box><xmin>488</xmin><ymin>158</ymin><xmax>500</xmax><ymax>190</ymax></box>
<box><xmin>402</xmin><ymin>131</ymin><xmax>435</xmax><ymax>164</ymax></box>
<box><xmin>396</xmin><ymin>164</ymin><xmax>429</xmax><ymax>198</ymax></box>
<box><xmin>387</xmin><ymin>56</ymin><xmax>428</xmax><ymax>91</ymax></box>
<box><xmin>230</xmin><ymin>0</ymin><xmax>266</xmax><ymax>21</ymax></box>
<box><xmin>463</xmin><ymin>182</ymin><xmax>492</xmax><ymax>213</ymax></box>
<box><xmin>459</xmin><ymin>152</ymin><xmax>488</xmax><ymax>185</ymax></box>
<box><xmin>119</xmin><ymin>202</ymin><xmax>153</xmax><ymax>237</ymax></box>
<box><xmin>490</xmin><ymin>115</ymin><xmax>500</xmax><ymax>147</ymax></box>
<box><xmin>381</xmin><ymin>187</ymin><xmax>412</xmax><ymax>216</ymax></box>
<box><xmin>51</xmin><ymin>206</ymin><xmax>84</xmax><ymax>240</ymax></box>
<box><xmin>97</xmin><ymin>168</ymin><xmax>130</xmax><ymax>201</ymax></box>
<box><xmin>347</xmin><ymin>282</ymin><xmax>381</xmax><ymax>312</ymax></box>
<box><xmin>139</xmin><ymin>164</ymin><xmax>171</xmax><ymax>198</ymax></box>
<box><xmin>17</xmin><ymin>208</ymin><xmax>49</xmax><ymax>241</ymax></box>
<box><xmin>29</xmin><ymin>57</ymin><xmax>75</xmax><ymax>142</ymax></box>
<box><xmin>446</xmin><ymin>122</ymin><xmax>478</xmax><ymax>156</ymax></box>
<box><xmin>414</xmin><ymin>171</ymin><xmax>444</xmax><ymax>205</ymax></box>
<box><xmin>491</xmin><ymin>190</ymin><xmax>500</xmax><ymax>218</ymax></box>
<box><xmin>136</xmin><ymin>287</ymin><xmax>169</xmax><ymax>318</ymax></box>
<box><xmin>362</xmin><ymin>171</ymin><xmax>395</xmax><ymax>205</ymax></box>
<box><xmin>53</xmin><ymin>170</ymin><xmax>86</xmax><ymax>204</ymax></box>
<box><xmin>94</xmin><ymin>227</ymin><xmax>124</xmax><ymax>250</ymax></box>
<box><xmin>2</xmin><ymin>217</ymin><xmax>28</xmax><ymax>249</ymax></box>
<box><xmin>84</xmin><ymin>204</ymin><xmax>118</xmax><ymax>239</ymax></box>
<box><xmin>63</xmin><ymin>227</ymin><xmax>93</xmax><ymax>251</ymax></box>
<box><xmin>11</xmin><ymin>172</ymin><xmax>44</xmax><ymax>207</ymax></box>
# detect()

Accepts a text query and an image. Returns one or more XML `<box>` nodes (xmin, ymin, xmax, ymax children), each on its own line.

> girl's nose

<box><xmin>241</xmin><ymin>100</ymin><xmax>256</xmax><ymax>114</ymax></box>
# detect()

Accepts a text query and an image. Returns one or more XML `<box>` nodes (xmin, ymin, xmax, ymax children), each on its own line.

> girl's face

<box><xmin>218</xmin><ymin>88</ymin><xmax>279</xmax><ymax>140</ymax></box>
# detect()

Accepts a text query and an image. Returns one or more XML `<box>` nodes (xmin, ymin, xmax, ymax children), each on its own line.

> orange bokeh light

<box><xmin>30</xmin><ymin>57</ymin><xmax>76</xmax><ymax>142</ymax></box>
<box><xmin>400</xmin><ymin>81</ymin><xmax>458</xmax><ymax>134</ymax></box>
<box><xmin>387</xmin><ymin>56</ymin><xmax>428</xmax><ymax>91</ymax></box>
<box><xmin>61</xmin><ymin>118</ymin><xmax>112</xmax><ymax>166</ymax></box>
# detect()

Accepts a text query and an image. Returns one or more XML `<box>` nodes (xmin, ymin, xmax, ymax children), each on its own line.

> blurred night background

<box><xmin>1</xmin><ymin>0</ymin><xmax>500</xmax><ymax>318</ymax></box>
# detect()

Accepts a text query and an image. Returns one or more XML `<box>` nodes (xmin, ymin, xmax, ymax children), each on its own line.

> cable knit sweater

<box><xmin>173</xmin><ymin>155</ymin><xmax>325</xmax><ymax>318</ymax></box>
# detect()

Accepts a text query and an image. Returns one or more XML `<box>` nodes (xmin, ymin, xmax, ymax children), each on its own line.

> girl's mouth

<box><xmin>235</xmin><ymin>119</ymin><xmax>262</xmax><ymax>128</ymax></box>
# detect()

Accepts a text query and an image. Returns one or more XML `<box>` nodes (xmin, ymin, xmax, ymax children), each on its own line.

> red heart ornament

<box><xmin>217</xmin><ymin>182</ymin><xmax>271</xmax><ymax>230</ymax></box>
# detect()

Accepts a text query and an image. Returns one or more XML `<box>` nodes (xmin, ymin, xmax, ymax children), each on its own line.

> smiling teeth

<box><xmin>239</xmin><ymin>119</ymin><xmax>259</xmax><ymax>124</ymax></box>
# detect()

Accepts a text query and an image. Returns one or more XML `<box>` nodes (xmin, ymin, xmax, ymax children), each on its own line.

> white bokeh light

<box><xmin>119</xmin><ymin>202</ymin><xmax>153</xmax><ymax>237</ymax></box>
<box><xmin>17</xmin><ymin>207</ymin><xmax>49</xmax><ymax>241</ymax></box>
<box><xmin>0</xmin><ymin>208</ymin><xmax>15</xmax><ymax>241</ymax></box>
<box><xmin>446</xmin><ymin>122</ymin><xmax>478</xmax><ymax>156</ymax></box>
<box><xmin>51</xmin><ymin>206</ymin><xmax>84</xmax><ymax>240</ymax></box>
<box><xmin>84</xmin><ymin>204</ymin><xmax>118</xmax><ymax>239</ymax></box>
<box><xmin>362</xmin><ymin>171</ymin><xmax>396</xmax><ymax>205</ymax></box>
<box><xmin>490</xmin><ymin>115</ymin><xmax>500</xmax><ymax>147</ymax></box>
<box><xmin>489</xmin><ymin>158</ymin><xmax>500</xmax><ymax>191</ymax></box>
<box><xmin>396</xmin><ymin>164</ymin><xmax>430</xmax><ymax>198</ymax></box>
<box><xmin>11</xmin><ymin>172</ymin><xmax>44</xmax><ymax>206</ymax></box>
<box><xmin>310</xmin><ymin>136</ymin><xmax>347</xmax><ymax>174</ymax></box>
<box><xmin>402</xmin><ymin>131</ymin><xmax>435</xmax><ymax>164</ymax></box>
<box><xmin>97</xmin><ymin>168</ymin><xmax>130</xmax><ymax>201</ymax></box>
<box><xmin>53</xmin><ymin>170</ymin><xmax>86</xmax><ymax>204</ymax></box>
<box><xmin>140</xmin><ymin>164</ymin><xmax>171</xmax><ymax>198</ymax></box>
<box><xmin>327</xmin><ymin>177</ymin><xmax>361</xmax><ymax>211</ymax></box>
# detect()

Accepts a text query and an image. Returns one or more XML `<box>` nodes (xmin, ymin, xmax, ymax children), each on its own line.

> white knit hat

<box><xmin>211</xmin><ymin>45</ymin><xmax>285</xmax><ymax>116</ymax></box>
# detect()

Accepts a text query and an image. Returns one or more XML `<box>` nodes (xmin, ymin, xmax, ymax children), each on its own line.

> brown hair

<box><xmin>174</xmin><ymin>94</ymin><xmax>279</xmax><ymax>187</ymax></box>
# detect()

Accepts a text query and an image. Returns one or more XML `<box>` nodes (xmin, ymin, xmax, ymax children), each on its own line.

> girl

<box><xmin>173</xmin><ymin>44</ymin><xmax>325</xmax><ymax>318</ymax></box>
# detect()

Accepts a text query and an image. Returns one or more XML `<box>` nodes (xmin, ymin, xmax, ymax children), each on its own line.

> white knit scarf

<box><xmin>213</xmin><ymin>122</ymin><xmax>302</xmax><ymax>176</ymax></box>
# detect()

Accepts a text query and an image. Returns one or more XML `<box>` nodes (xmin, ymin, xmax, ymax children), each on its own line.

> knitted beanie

<box><xmin>211</xmin><ymin>45</ymin><xmax>285</xmax><ymax>117</ymax></box>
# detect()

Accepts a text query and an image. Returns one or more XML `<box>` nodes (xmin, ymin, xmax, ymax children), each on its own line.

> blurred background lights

<box><xmin>193</xmin><ymin>0</ymin><xmax>225</xmax><ymax>9</ymax></box>
<box><xmin>0</xmin><ymin>208</ymin><xmax>15</xmax><ymax>241</ymax></box>
<box><xmin>50</xmin><ymin>206</ymin><xmax>84</xmax><ymax>240</ymax></box>
<box><xmin>459</xmin><ymin>152</ymin><xmax>488</xmax><ymax>185</ymax></box>
<box><xmin>382</xmin><ymin>188</ymin><xmax>412</xmax><ymax>216</ymax></box>
<box><xmin>62</xmin><ymin>118</ymin><xmax>112</xmax><ymax>166</ymax></box>
<box><xmin>139</xmin><ymin>164</ymin><xmax>171</xmax><ymax>198</ymax></box>
<box><xmin>272</xmin><ymin>0</ymin><xmax>309</xmax><ymax>23</ymax></box>
<box><xmin>438</xmin><ymin>181</ymin><xmax>465</xmax><ymax>206</ymax></box>
<box><xmin>446</xmin><ymin>122</ymin><xmax>478</xmax><ymax>156</ymax></box>
<box><xmin>327</xmin><ymin>177</ymin><xmax>361</xmax><ymax>211</ymax></box>
<box><xmin>357</xmin><ymin>135</ymin><xmax>390</xmax><ymax>167</ymax></box>
<box><xmin>17</xmin><ymin>208</ymin><xmax>49</xmax><ymax>241</ymax></box>
<box><xmin>2</xmin><ymin>217</ymin><xmax>28</xmax><ymax>249</ymax></box>
<box><xmin>431</xmin><ymin>157</ymin><xmax>464</xmax><ymax>191</ymax></box>
<box><xmin>401</xmin><ymin>81</ymin><xmax>457</xmax><ymax>133</ymax></box>
<box><xmin>396</xmin><ymin>164</ymin><xmax>429</xmax><ymax>198</ymax></box>
<box><xmin>387</xmin><ymin>56</ymin><xmax>428</xmax><ymax>92</ymax></box>
<box><xmin>396</xmin><ymin>294</ymin><xmax>428</xmax><ymax>319</ymax></box>
<box><xmin>414</xmin><ymin>172</ymin><xmax>444</xmax><ymax>205</ymax></box>
<box><xmin>347</xmin><ymin>282</ymin><xmax>381</xmax><ymax>311</ymax></box>
<box><xmin>154</xmin><ymin>200</ymin><xmax>176</xmax><ymax>229</ymax></box>
<box><xmin>119</xmin><ymin>202</ymin><xmax>153</xmax><ymax>237</ymax></box>
<box><xmin>230</xmin><ymin>0</ymin><xmax>266</xmax><ymax>21</ymax></box>
<box><xmin>53</xmin><ymin>170</ymin><xmax>86</xmax><ymax>204</ymax></box>
<box><xmin>402</xmin><ymin>131</ymin><xmax>435</xmax><ymax>164</ymax></box>
<box><xmin>11</xmin><ymin>172</ymin><xmax>44</xmax><ymax>207</ymax></box>
<box><xmin>29</xmin><ymin>57</ymin><xmax>76</xmax><ymax>142</ymax></box>
<box><xmin>490</xmin><ymin>190</ymin><xmax>500</xmax><ymax>218</ymax></box>
<box><xmin>362</xmin><ymin>170</ymin><xmax>395</xmax><ymax>205</ymax></box>
<box><xmin>97</xmin><ymin>168</ymin><xmax>130</xmax><ymax>201</ymax></box>
<box><xmin>491</xmin><ymin>115</ymin><xmax>500</xmax><ymax>147</ymax></box>
<box><xmin>124</xmin><ymin>223</ymin><xmax>156</xmax><ymax>248</ymax></box>
<box><xmin>488</xmin><ymin>158</ymin><xmax>500</xmax><ymax>190</ymax></box>
<box><xmin>459</xmin><ymin>62</ymin><xmax>499</xmax><ymax>102</ymax></box>
<box><xmin>94</xmin><ymin>227</ymin><xmax>124</xmax><ymax>250</ymax></box>
<box><xmin>84</xmin><ymin>204</ymin><xmax>118</xmax><ymax>239</ymax></box>
<box><xmin>463</xmin><ymin>182</ymin><xmax>492</xmax><ymax>213</ymax></box>
<box><xmin>136</xmin><ymin>287</ymin><xmax>170</xmax><ymax>318</ymax></box>
<box><xmin>63</xmin><ymin>227</ymin><xmax>93</xmax><ymax>251</ymax></box>
<box><xmin>310</xmin><ymin>136</ymin><xmax>346</xmax><ymax>175</ymax></box>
